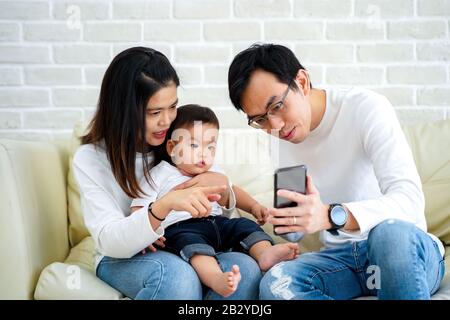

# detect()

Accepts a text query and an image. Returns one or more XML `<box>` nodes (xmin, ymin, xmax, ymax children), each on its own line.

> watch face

<box><xmin>331</xmin><ymin>206</ymin><xmax>347</xmax><ymax>226</ymax></box>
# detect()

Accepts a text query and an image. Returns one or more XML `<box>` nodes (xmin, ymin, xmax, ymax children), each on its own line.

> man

<box><xmin>227</xmin><ymin>43</ymin><xmax>445</xmax><ymax>300</ymax></box>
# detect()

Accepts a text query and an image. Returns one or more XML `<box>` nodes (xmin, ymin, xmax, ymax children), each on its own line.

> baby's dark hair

<box><xmin>169</xmin><ymin>104</ymin><xmax>220</xmax><ymax>134</ymax></box>
<box><xmin>154</xmin><ymin>104</ymin><xmax>220</xmax><ymax>165</ymax></box>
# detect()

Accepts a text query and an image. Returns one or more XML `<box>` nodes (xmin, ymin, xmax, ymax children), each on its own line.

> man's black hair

<box><xmin>228</xmin><ymin>43</ymin><xmax>311</xmax><ymax>111</ymax></box>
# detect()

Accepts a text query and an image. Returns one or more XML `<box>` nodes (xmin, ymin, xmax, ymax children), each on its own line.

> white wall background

<box><xmin>0</xmin><ymin>0</ymin><xmax>449</xmax><ymax>141</ymax></box>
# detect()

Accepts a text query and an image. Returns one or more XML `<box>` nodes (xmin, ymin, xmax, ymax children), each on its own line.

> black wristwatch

<box><xmin>327</xmin><ymin>204</ymin><xmax>348</xmax><ymax>236</ymax></box>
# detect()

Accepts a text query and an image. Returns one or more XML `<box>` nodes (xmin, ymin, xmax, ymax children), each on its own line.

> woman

<box><xmin>73</xmin><ymin>47</ymin><xmax>262</xmax><ymax>299</ymax></box>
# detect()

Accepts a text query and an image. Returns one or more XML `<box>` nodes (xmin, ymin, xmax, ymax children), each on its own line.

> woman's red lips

<box><xmin>152</xmin><ymin>129</ymin><xmax>168</xmax><ymax>139</ymax></box>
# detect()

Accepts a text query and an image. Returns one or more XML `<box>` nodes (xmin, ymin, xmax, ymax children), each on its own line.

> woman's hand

<box><xmin>161</xmin><ymin>185</ymin><xmax>227</xmax><ymax>218</ymax></box>
<box><xmin>141</xmin><ymin>236</ymin><xmax>166</xmax><ymax>254</ymax></box>
<box><xmin>251</xmin><ymin>203</ymin><xmax>269</xmax><ymax>225</ymax></box>
<box><xmin>173</xmin><ymin>172</ymin><xmax>230</xmax><ymax>206</ymax></box>
<box><xmin>267</xmin><ymin>176</ymin><xmax>331</xmax><ymax>234</ymax></box>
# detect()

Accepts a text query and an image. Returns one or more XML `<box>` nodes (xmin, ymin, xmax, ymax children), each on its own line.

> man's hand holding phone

<box><xmin>270</xmin><ymin>171</ymin><xmax>331</xmax><ymax>235</ymax></box>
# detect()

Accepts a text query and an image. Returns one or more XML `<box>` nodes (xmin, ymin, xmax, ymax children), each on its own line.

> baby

<box><xmin>131</xmin><ymin>104</ymin><xmax>299</xmax><ymax>297</ymax></box>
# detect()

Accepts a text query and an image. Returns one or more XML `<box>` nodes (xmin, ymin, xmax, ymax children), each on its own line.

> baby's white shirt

<box><xmin>131</xmin><ymin>160</ymin><xmax>225</xmax><ymax>228</ymax></box>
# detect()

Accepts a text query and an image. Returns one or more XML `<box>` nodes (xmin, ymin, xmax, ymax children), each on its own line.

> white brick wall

<box><xmin>0</xmin><ymin>0</ymin><xmax>449</xmax><ymax>140</ymax></box>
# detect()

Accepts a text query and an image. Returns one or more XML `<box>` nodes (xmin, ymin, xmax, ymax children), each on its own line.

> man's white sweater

<box><xmin>277</xmin><ymin>87</ymin><xmax>444</xmax><ymax>256</ymax></box>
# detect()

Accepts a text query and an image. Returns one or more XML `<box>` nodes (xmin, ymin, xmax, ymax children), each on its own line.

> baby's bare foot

<box><xmin>258</xmin><ymin>243</ymin><xmax>299</xmax><ymax>272</ymax></box>
<box><xmin>210</xmin><ymin>265</ymin><xmax>241</xmax><ymax>297</ymax></box>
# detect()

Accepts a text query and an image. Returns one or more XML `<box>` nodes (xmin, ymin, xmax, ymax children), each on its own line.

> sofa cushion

<box><xmin>67</xmin><ymin>122</ymin><xmax>90</xmax><ymax>247</ymax></box>
<box><xmin>402</xmin><ymin>120</ymin><xmax>450</xmax><ymax>246</ymax></box>
<box><xmin>0</xmin><ymin>139</ymin><xmax>70</xmax><ymax>299</ymax></box>
<box><xmin>34</xmin><ymin>237</ymin><xmax>123</xmax><ymax>300</ymax></box>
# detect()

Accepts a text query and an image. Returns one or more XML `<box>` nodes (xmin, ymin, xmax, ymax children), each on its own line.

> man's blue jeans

<box><xmin>97</xmin><ymin>250</ymin><xmax>261</xmax><ymax>300</ymax></box>
<box><xmin>260</xmin><ymin>220</ymin><xmax>445</xmax><ymax>300</ymax></box>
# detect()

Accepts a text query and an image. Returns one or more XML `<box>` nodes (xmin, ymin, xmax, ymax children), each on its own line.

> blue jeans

<box><xmin>97</xmin><ymin>250</ymin><xmax>261</xmax><ymax>300</ymax></box>
<box><xmin>260</xmin><ymin>220</ymin><xmax>445</xmax><ymax>300</ymax></box>
<box><xmin>164</xmin><ymin>216</ymin><xmax>273</xmax><ymax>261</ymax></box>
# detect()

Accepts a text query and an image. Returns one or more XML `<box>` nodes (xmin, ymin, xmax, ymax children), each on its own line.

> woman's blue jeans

<box><xmin>97</xmin><ymin>250</ymin><xmax>261</xmax><ymax>300</ymax></box>
<box><xmin>260</xmin><ymin>219</ymin><xmax>445</xmax><ymax>300</ymax></box>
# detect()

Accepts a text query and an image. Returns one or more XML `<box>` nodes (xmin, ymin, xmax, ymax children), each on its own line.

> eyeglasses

<box><xmin>247</xmin><ymin>83</ymin><xmax>291</xmax><ymax>129</ymax></box>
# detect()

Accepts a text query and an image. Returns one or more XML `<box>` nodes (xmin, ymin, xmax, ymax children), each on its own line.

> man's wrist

<box><xmin>341</xmin><ymin>205</ymin><xmax>359</xmax><ymax>231</ymax></box>
<box><xmin>323</xmin><ymin>204</ymin><xmax>332</xmax><ymax>230</ymax></box>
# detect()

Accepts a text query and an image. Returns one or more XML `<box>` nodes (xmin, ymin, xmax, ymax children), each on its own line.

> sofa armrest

<box><xmin>0</xmin><ymin>139</ymin><xmax>70</xmax><ymax>299</ymax></box>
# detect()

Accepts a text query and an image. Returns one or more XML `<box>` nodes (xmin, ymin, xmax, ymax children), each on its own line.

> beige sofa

<box><xmin>1</xmin><ymin>120</ymin><xmax>449</xmax><ymax>300</ymax></box>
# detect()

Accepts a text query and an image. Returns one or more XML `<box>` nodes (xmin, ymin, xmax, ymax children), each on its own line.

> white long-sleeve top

<box><xmin>276</xmin><ymin>87</ymin><xmax>444</xmax><ymax>257</ymax></box>
<box><xmin>73</xmin><ymin>143</ymin><xmax>236</xmax><ymax>269</ymax></box>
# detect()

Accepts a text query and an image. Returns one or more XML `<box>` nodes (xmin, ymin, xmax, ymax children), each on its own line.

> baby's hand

<box><xmin>251</xmin><ymin>203</ymin><xmax>269</xmax><ymax>225</ymax></box>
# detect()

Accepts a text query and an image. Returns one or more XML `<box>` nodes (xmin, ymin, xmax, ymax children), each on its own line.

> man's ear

<box><xmin>166</xmin><ymin>139</ymin><xmax>176</xmax><ymax>156</ymax></box>
<box><xmin>294</xmin><ymin>69</ymin><xmax>311</xmax><ymax>96</ymax></box>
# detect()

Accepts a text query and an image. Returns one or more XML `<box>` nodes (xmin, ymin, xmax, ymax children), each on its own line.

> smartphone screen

<box><xmin>274</xmin><ymin>165</ymin><xmax>307</xmax><ymax>208</ymax></box>
<box><xmin>273</xmin><ymin>165</ymin><xmax>307</xmax><ymax>236</ymax></box>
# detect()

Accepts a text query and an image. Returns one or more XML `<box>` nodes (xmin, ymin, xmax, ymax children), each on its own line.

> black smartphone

<box><xmin>273</xmin><ymin>165</ymin><xmax>307</xmax><ymax>235</ymax></box>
